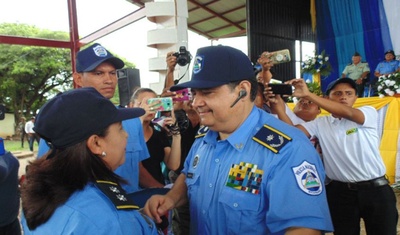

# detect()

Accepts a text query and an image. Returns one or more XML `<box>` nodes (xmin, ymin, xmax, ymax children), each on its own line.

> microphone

<box><xmin>230</xmin><ymin>90</ymin><xmax>247</xmax><ymax>108</ymax></box>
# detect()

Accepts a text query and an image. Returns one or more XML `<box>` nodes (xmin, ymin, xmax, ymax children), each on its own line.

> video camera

<box><xmin>173</xmin><ymin>46</ymin><xmax>192</xmax><ymax>66</ymax></box>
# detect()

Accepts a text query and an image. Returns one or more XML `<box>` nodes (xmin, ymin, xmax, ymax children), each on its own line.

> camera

<box><xmin>173</xmin><ymin>46</ymin><xmax>192</xmax><ymax>66</ymax></box>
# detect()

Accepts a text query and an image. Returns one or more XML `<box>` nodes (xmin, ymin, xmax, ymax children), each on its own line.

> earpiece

<box><xmin>238</xmin><ymin>89</ymin><xmax>247</xmax><ymax>99</ymax></box>
<box><xmin>230</xmin><ymin>89</ymin><xmax>247</xmax><ymax>108</ymax></box>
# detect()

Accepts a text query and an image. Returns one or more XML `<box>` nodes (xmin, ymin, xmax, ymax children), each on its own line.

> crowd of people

<box><xmin>2</xmin><ymin>42</ymin><xmax>398</xmax><ymax>235</ymax></box>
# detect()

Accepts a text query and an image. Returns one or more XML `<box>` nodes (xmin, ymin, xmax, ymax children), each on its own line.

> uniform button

<box><xmin>209</xmin><ymin>183</ymin><xmax>212</xmax><ymax>188</ymax></box>
<box><xmin>233</xmin><ymin>203</ymin><xmax>238</xmax><ymax>207</ymax></box>
<box><xmin>215</xmin><ymin>159</ymin><xmax>219</xmax><ymax>163</ymax></box>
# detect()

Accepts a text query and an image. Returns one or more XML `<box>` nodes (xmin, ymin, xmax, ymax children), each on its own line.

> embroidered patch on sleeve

<box><xmin>252</xmin><ymin>124</ymin><xmax>292</xmax><ymax>153</ymax></box>
<box><xmin>292</xmin><ymin>161</ymin><xmax>322</xmax><ymax>195</ymax></box>
<box><xmin>226</xmin><ymin>162</ymin><xmax>263</xmax><ymax>194</ymax></box>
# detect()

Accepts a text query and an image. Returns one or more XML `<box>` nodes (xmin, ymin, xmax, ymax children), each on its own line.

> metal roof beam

<box><xmin>0</xmin><ymin>36</ymin><xmax>71</xmax><ymax>48</ymax></box>
<box><xmin>80</xmin><ymin>7</ymin><xmax>146</xmax><ymax>44</ymax></box>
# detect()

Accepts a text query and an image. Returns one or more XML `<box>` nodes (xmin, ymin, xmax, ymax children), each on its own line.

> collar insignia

<box><xmin>195</xmin><ymin>125</ymin><xmax>209</xmax><ymax>138</ymax></box>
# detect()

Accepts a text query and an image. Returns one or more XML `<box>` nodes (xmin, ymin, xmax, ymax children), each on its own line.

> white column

<box><xmin>145</xmin><ymin>0</ymin><xmax>189</xmax><ymax>94</ymax></box>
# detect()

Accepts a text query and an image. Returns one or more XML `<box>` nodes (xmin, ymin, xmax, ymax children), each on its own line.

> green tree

<box><xmin>0</xmin><ymin>23</ymin><xmax>73</xmax><ymax>124</ymax></box>
<box><xmin>0</xmin><ymin>23</ymin><xmax>136</xmax><ymax>130</ymax></box>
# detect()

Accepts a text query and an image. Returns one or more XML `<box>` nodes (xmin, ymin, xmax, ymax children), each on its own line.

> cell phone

<box><xmin>173</xmin><ymin>88</ymin><xmax>191</xmax><ymax>102</ymax></box>
<box><xmin>269</xmin><ymin>49</ymin><xmax>291</xmax><ymax>64</ymax></box>
<box><xmin>268</xmin><ymin>84</ymin><xmax>293</xmax><ymax>95</ymax></box>
<box><xmin>151</xmin><ymin>116</ymin><xmax>166</xmax><ymax>127</ymax></box>
<box><xmin>147</xmin><ymin>97</ymin><xmax>173</xmax><ymax>111</ymax></box>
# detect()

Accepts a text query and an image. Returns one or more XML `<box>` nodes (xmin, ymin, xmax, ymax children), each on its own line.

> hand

<box><xmin>257</xmin><ymin>51</ymin><xmax>273</xmax><ymax>70</ymax></box>
<box><xmin>166</xmin><ymin>51</ymin><xmax>177</xmax><ymax>71</ymax></box>
<box><xmin>287</xmin><ymin>78</ymin><xmax>311</xmax><ymax>98</ymax></box>
<box><xmin>137</xmin><ymin>97</ymin><xmax>159</xmax><ymax>121</ymax></box>
<box><xmin>142</xmin><ymin>195</ymin><xmax>175</xmax><ymax>223</ymax></box>
<box><xmin>356</xmin><ymin>78</ymin><xmax>363</xmax><ymax>85</ymax></box>
<box><xmin>160</xmin><ymin>88</ymin><xmax>176</xmax><ymax>98</ymax></box>
<box><xmin>263</xmin><ymin>84</ymin><xmax>286</xmax><ymax>114</ymax></box>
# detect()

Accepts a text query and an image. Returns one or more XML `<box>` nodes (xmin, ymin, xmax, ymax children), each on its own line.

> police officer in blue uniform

<box><xmin>143</xmin><ymin>45</ymin><xmax>333</xmax><ymax>234</ymax></box>
<box><xmin>21</xmin><ymin>88</ymin><xmax>161</xmax><ymax>234</ymax></box>
<box><xmin>37</xmin><ymin>43</ymin><xmax>159</xmax><ymax>193</ymax></box>
<box><xmin>374</xmin><ymin>49</ymin><xmax>400</xmax><ymax>77</ymax></box>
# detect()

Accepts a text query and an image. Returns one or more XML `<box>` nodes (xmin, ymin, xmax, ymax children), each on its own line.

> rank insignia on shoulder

<box><xmin>195</xmin><ymin>125</ymin><xmax>209</xmax><ymax>138</ymax></box>
<box><xmin>96</xmin><ymin>180</ymin><xmax>139</xmax><ymax>210</ymax></box>
<box><xmin>252</xmin><ymin>125</ymin><xmax>292</xmax><ymax>153</ymax></box>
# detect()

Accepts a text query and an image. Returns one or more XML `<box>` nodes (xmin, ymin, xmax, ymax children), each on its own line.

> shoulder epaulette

<box><xmin>96</xmin><ymin>180</ymin><xmax>139</xmax><ymax>210</ymax></box>
<box><xmin>195</xmin><ymin>125</ymin><xmax>209</xmax><ymax>138</ymax></box>
<box><xmin>252</xmin><ymin>124</ymin><xmax>292</xmax><ymax>153</ymax></box>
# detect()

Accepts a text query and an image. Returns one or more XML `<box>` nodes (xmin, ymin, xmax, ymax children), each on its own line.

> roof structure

<box><xmin>129</xmin><ymin>0</ymin><xmax>247</xmax><ymax>40</ymax></box>
<box><xmin>0</xmin><ymin>0</ymin><xmax>247</xmax><ymax>73</ymax></box>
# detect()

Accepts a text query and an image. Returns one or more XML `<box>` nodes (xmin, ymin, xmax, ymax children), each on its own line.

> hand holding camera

<box><xmin>173</xmin><ymin>46</ymin><xmax>192</xmax><ymax>66</ymax></box>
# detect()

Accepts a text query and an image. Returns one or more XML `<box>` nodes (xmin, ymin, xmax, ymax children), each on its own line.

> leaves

<box><xmin>0</xmin><ymin>23</ymin><xmax>73</xmax><ymax>124</ymax></box>
<box><xmin>306</xmin><ymin>81</ymin><xmax>323</xmax><ymax>96</ymax></box>
<box><xmin>301</xmin><ymin>50</ymin><xmax>332</xmax><ymax>77</ymax></box>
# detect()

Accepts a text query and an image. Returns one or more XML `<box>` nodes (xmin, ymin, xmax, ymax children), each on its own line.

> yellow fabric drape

<box><xmin>310</xmin><ymin>0</ymin><xmax>317</xmax><ymax>32</ymax></box>
<box><xmin>288</xmin><ymin>97</ymin><xmax>400</xmax><ymax>183</ymax></box>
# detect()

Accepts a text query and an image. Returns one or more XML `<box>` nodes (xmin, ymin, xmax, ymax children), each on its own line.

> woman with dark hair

<box><xmin>129</xmin><ymin>88</ymin><xmax>181</xmax><ymax>187</ymax></box>
<box><xmin>21</xmin><ymin>87</ymin><xmax>161</xmax><ymax>235</ymax></box>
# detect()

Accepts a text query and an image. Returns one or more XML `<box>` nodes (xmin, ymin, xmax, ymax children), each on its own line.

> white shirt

<box><xmin>300</xmin><ymin>106</ymin><xmax>386</xmax><ymax>182</ymax></box>
<box><xmin>285</xmin><ymin>105</ymin><xmax>306</xmax><ymax>125</ymax></box>
<box><xmin>25</xmin><ymin>120</ymin><xmax>35</xmax><ymax>134</ymax></box>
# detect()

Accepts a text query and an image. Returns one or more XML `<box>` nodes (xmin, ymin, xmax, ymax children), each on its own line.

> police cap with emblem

<box><xmin>384</xmin><ymin>50</ymin><xmax>395</xmax><ymax>57</ymax></box>
<box><xmin>170</xmin><ymin>45</ymin><xmax>255</xmax><ymax>91</ymax></box>
<box><xmin>76</xmin><ymin>43</ymin><xmax>125</xmax><ymax>72</ymax></box>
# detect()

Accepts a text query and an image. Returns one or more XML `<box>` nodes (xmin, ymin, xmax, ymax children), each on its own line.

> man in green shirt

<box><xmin>341</xmin><ymin>52</ymin><xmax>370</xmax><ymax>97</ymax></box>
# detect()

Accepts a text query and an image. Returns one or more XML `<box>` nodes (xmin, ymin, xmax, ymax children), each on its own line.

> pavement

<box><xmin>12</xmin><ymin>150</ymin><xmax>37</xmax><ymax>178</ymax></box>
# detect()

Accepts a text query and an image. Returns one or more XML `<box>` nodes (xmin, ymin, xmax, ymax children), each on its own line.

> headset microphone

<box><xmin>230</xmin><ymin>89</ymin><xmax>247</xmax><ymax>108</ymax></box>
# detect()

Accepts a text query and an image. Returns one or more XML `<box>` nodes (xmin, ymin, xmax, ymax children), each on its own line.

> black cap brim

<box><xmin>82</xmin><ymin>57</ymin><xmax>124</xmax><ymax>72</ymax></box>
<box><xmin>325</xmin><ymin>78</ymin><xmax>357</xmax><ymax>96</ymax></box>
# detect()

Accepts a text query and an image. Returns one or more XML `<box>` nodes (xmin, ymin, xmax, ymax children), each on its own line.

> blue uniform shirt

<box><xmin>374</xmin><ymin>60</ymin><xmax>400</xmax><ymax>75</ymax></box>
<box><xmin>21</xmin><ymin>182</ymin><xmax>159</xmax><ymax>235</ymax></box>
<box><xmin>115</xmin><ymin>117</ymin><xmax>150</xmax><ymax>193</ymax></box>
<box><xmin>182</xmin><ymin>107</ymin><xmax>333</xmax><ymax>234</ymax></box>
<box><xmin>37</xmin><ymin>117</ymin><xmax>149</xmax><ymax>194</ymax></box>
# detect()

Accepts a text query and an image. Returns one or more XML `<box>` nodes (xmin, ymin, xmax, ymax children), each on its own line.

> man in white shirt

<box><xmin>277</xmin><ymin>77</ymin><xmax>398</xmax><ymax>234</ymax></box>
<box><xmin>24</xmin><ymin>116</ymin><xmax>39</xmax><ymax>151</ymax></box>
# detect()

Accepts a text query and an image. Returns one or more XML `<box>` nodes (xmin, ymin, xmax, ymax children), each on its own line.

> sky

<box><xmin>0</xmin><ymin>0</ymin><xmax>248</xmax><ymax>89</ymax></box>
